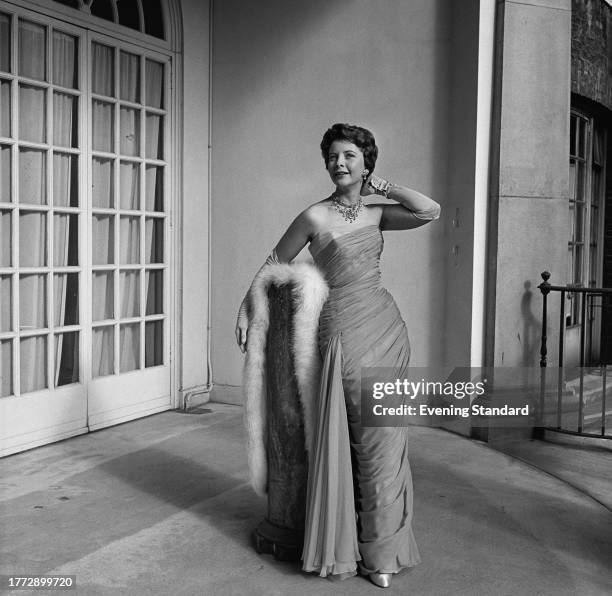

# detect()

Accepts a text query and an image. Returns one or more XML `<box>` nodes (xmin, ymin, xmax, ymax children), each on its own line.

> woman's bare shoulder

<box><xmin>300</xmin><ymin>199</ymin><xmax>332</xmax><ymax>229</ymax></box>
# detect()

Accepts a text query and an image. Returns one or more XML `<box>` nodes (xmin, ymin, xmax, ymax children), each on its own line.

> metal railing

<box><xmin>538</xmin><ymin>271</ymin><xmax>612</xmax><ymax>439</ymax></box>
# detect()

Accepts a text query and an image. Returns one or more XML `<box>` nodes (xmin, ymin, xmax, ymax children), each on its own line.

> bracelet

<box><xmin>368</xmin><ymin>174</ymin><xmax>394</xmax><ymax>198</ymax></box>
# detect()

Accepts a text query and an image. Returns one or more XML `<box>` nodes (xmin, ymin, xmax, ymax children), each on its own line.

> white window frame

<box><xmin>0</xmin><ymin>0</ymin><xmax>183</xmax><ymax>456</ymax></box>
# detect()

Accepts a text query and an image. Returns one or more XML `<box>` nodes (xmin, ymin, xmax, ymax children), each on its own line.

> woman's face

<box><xmin>326</xmin><ymin>140</ymin><xmax>366</xmax><ymax>190</ymax></box>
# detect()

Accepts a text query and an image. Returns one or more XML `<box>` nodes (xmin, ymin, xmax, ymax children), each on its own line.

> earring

<box><xmin>362</xmin><ymin>169</ymin><xmax>369</xmax><ymax>180</ymax></box>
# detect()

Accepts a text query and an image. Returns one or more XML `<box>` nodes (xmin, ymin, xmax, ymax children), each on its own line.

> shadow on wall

<box><xmin>521</xmin><ymin>280</ymin><xmax>542</xmax><ymax>367</ymax></box>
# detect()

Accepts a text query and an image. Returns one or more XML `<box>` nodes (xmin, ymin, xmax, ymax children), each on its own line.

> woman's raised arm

<box><xmin>364</xmin><ymin>175</ymin><xmax>440</xmax><ymax>231</ymax></box>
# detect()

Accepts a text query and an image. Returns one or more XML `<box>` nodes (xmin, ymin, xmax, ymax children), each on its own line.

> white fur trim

<box><xmin>242</xmin><ymin>263</ymin><xmax>328</xmax><ymax>496</ymax></box>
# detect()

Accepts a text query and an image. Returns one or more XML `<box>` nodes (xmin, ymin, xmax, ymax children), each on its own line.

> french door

<box><xmin>0</xmin><ymin>5</ymin><xmax>173</xmax><ymax>456</ymax></box>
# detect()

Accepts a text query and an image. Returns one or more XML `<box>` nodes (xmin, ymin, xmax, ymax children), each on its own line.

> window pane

<box><xmin>144</xmin><ymin>2</ymin><xmax>165</xmax><ymax>40</ymax></box>
<box><xmin>145</xmin><ymin>320</ymin><xmax>163</xmax><ymax>367</ymax></box>
<box><xmin>19</xmin><ymin>212</ymin><xmax>46</xmax><ymax>266</ymax></box>
<box><xmin>590</xmin><ymin>203</ymin><xmax>599</xmax><ymax>241</ymax></box>
<box><xmin>52</xmin><ymin>32</ymin><xmax>78</xmax><ymax>89</ymax></box>
<box><xmin>92</xmin><ymin>43</ymin><xmax>114</xmax><ymax>97</ymax></box>
<box><xmin>92</xmin><ymin>325</ymin><xmax>113</xmax><ymax>378</ymax></box>
<box><xmin>53</xmin><ymin>93</ymin><xmax>78</xmax><ymax>148</ymax></box>
<box><xmin>120</xmin><ymin>107</ymin><xmax>140</xmax><ymax>156</ymax></box>
<box><xmin>578</xmin><ymin>118</ymin><xmax>587</xmax><ymax>159</ymax></box>
<box><xmin>19</xmin><ymin>149</ymin><xmax>46</xmax><ymax>205</ymax></box>
<box><xmin>591</xmin><ymin>169</ymin><xmax>601</xmax><ymax>208</ymax></box>
<box><xmin>145</xmin><ymin>270</ymin><xmax>163</xmax><ymax>315</ymax></box>
<box><xmin>120</xmin><ymin>51</ymin><xmax>140</xmax><ymax>102</ymax></box>
<box><xmin>1</xmin><ymin>145</ymin><xmax>10</xmax><ymax>203</ymax></box>
<box><xmin>53</xmin><ymin>153</ymin><xmax>78</xmax><ymax>207</ymax></box>
<box><xmin>145</xmin><ymin>218</ymin><xmax>163</xmax><ymax>263</ymax></box>
<box><xmin>19</xmin><ymin>85</ymin><xmax>46</xmax><ymax>143</ymax></box>
<box><xmin>118</xmin><ymin>0</ymin><xmax>141</xmax><ymax>30</ymax></box>
<box><xmin>0</xmin><ymin>275</ymin><xmax>11</xmax><ymax>331</ymax></box>
<box><xmin>20</xmin><ymin>335</ymin><xmax>46</xmax><ymax>392</ymax></box>
<box><xmin>0</xmin><ymin>210</ymin><xmax>11</xmax><ymax>266</ymax></box>
<box><xmin>1</xmin><ymin>80</ymin><xmax>10</xmax><ymax>136</ymax></box>
<box><xmin>92</xmin><ymin>272</ymin><xmax>113</xmax><ymax>321</ymax></box>
<box><xmin>569</xmin><ymin>115</ymin><xmax>576</xmax><ymax>157</ymax></box>
<box><xmin>575</xmin><ymin>201</ymin><xmax>584</xmax><ymax>242</ymax></box>
<box><xmin>574</xmin><ymin>245</ymin><xmax>583</xmax><ymax>284</ymax></box>
<box><xmin>92</xmin><ymin>157</ymin><xmax>113</xmax><ymax>208</ymax></box>
<box><xmin>145</xmin><ymin>60</ymin><xmax>164</xmax><ymax>108</ymax></box>
<box><xmin>91</xmin><ymin>0</ymin><xmax>115</xmax><ymax>23</ymax></box>
<box><xmin>120</xmin><ymin>161</ymin><xmax>139</xmax><ymax>210</ymax></box>
<box><xmin>54</xmin><ymin>272</ymin><xmax>78</xmax><ymax>327</ymax></box>
<box><xmin>54</xmin><ymin>331</ymin><xmax>78</xmax><ymax>386</ymax></box>
<box><xmin>120</xmin><ymin>216</ymin><xmax>140</xmax><ymax>264</ymax></box>
<box><xmin>53</xmin><ymin>213</ymin><xmax>78</xmax><ymax>267</ymax></box>
<box><xmin>92</xmin><ymin>214</ymin><xmax>114</xmax><ymax>264</ymax></box>
<box><xmin>0</xmin><ymin>14</ymin><xmax>10</xmax><ymax>73</ymax></box>
<box><xmin>0</xmin><ymin>339</ymin><xmax>12</xmax><ymax>397</ymax></box>
<box><xmin>145</xmin><ymin>166</ymin><xmax>163</xmax><ymax>212</ymax></box>
<box><xmin>120</xmin><ymin>322</ymin><xmax>139</xmax><ymax>372</ymax></box>
<box><xmin>593</xmin><ymin>128</ymin><xmax>603</xmax><ymax>166</ymax></box>
<box><xmin>145</xmin><ymin>113</ymin><xmax>163</xmax><ymax>159</ymax></box>
<box><xmin>19</xmin><ymin>274</ymin><xmax>46</xmax><ymax>330</ymax></box>
<box><xmin>93</xmin><ymin>100</ymin><xmax>114</xmax><ymax>152</ymax></box>
<box><xmin>120</xmin><ymin>270</ymin><xmax>139</xmax><ymax>317</ymax></box>
<box><xmin>19</xmin><ymin>20</ymin><xmax>46</xmax><ymax>81</ymax></box>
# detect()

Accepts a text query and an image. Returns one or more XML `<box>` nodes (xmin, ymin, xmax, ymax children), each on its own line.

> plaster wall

<box><xmin>488</xmin><ymin>0</ymin><xmax>571</xmax><ymax>369</ymax></box>
<box><xmin>209</xmin><ymin>0</ymin><xmax>463</xmax><ymax>401</ymax></box>
<box><xmin>179</xmin><ymin>0</ymin><xmax>210</xmax><ymax>393</ymax></box>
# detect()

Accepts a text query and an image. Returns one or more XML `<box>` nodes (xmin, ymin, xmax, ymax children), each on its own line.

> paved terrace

<box><xmin>1</xmin><ymin>402</ymin><xmax>611</xmax><ymax>596</ymax></box>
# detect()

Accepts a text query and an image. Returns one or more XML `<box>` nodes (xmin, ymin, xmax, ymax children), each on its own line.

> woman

<box><xmin>236</xmin><ymin>123</ymin><xmax>440</xmax><ymax>588</ymax></box>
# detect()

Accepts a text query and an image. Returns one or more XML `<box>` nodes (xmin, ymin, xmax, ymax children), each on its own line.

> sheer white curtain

<box><xmin>120</xmin><ymin>52</ymin><xmax>139</xmax><ymax>102</ymax></box>
<box><xmin>17</xmin><ymin>26</ymin><xmax>79</xmax><ymax>392</ymax></box>
<box><xmin>92</xmin><ymin>44</ymin><xmax>115</xmax><ymax>378</ymax></box>
<box><xmin>52</xmin><ymin>32</ymin><xmax>76</xmax><ymax>89</ymax></box>
<box><xmin>19</xmin><ymin>208</ymin><xmax>46</xmax><ymax>394</ymax></box>
<box><xmin>145</xmin><ymin>60</ymin><xmax>163</xmax><ymax>108</ymax></box>
<box><xmin>53</xmin><ymin>79</ymin><xmax>77</xmax><ymax>386</ymax></box>
<box><xmin>119</xmin><ymin>217</ymin><xmax>139</xmax><ymax>371</ymax></box>
<box><xmin>0</xmin><ymin>339</ymin><xmax>11</xmax><ymax>396</ymax></box>
<box><xmin>18</xmin><ymin>21</ymin><xmax>45</xmax><ymax>80</ymax></box>
<box><xmin>120</xmin><ymin>162</ymin><xmax>139</xmax><ymax>210</ymax></box>
<box><xmin>19</xmin><ymin>86</ymin><xmax>45</xmax><ymax>143</ymax></box>
<box><xmin>1</xmin><ymin>81</ymin><xmax>10</xmax><ymax>136</ymax></box>
<box><xmin>16</xmin><ymin>21</ymin><xmax>47</xmax><ymax>394</ymax></box>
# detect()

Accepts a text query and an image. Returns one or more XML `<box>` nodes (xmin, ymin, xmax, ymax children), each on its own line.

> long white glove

<box><xmin>235</xmin><ymin>250</ymin><xmax>280</xmax><ymax>353</ymax></box>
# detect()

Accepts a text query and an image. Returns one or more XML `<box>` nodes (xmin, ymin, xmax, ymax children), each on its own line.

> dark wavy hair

<box><xmin>320</xmin><ymin>123</ymin><xmax>378</xmax><ymax>175</ymax></box>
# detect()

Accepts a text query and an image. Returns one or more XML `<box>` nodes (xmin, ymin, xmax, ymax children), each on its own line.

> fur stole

<box><xmin>243</xmin><ymin>262</ymin><xmax>329</xmax><ymax>497</ymax></box>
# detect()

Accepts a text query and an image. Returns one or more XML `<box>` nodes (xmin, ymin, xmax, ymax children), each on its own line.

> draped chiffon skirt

<box><xmin>302</xmin><ymin>225</ymin><xmax>421</xmax><ymax>578</ymax></box>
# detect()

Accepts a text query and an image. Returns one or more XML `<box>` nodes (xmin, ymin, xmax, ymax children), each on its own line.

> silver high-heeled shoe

<box><xmin>369</xmin><ymin>572</ymin><xmax>392</xmax><ymax>588</ymax></box>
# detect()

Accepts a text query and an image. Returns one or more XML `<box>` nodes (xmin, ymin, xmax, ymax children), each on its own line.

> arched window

<box><xmin>52</xmin><ymin>0</ymin><xmax>165</xmax><ymax>39</ymax></box>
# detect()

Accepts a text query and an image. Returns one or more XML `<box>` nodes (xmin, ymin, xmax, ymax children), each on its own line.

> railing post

<box><xmin>578</xmin><ymin>291</ymin><xmax>587</xmax><ymax>433</ymax></box>
<box><xmin>557</xmin><ymin>290</ymin><xmax>566</xmax><ymax>430</ymax></box>
<box><xmin>536</xmin><ymin>271</ymin><xmax>552</xmax><ymax>437</ymax></box>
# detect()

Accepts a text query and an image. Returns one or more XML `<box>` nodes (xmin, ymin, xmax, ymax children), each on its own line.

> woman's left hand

<box><xmin>360</xmin><ymin>174</ymin><xmax>377</xmax><ymax>197</ymax></box>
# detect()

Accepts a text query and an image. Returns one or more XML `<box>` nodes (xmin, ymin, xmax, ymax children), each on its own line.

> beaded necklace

<box><xmin>331</xmin><ymin>194</ymin><xmax>363</xmax><ymax>223</ymax></box>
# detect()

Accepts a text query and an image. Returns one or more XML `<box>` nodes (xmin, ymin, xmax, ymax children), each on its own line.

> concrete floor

<box><xmin>1</xmin><ymin>402</ymin><xmax>611</xmax><ymax>596</ymax></box>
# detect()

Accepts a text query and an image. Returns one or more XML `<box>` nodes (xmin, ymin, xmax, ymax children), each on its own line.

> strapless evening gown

<box><xmin>301</xmin><ymin>223</ymin><xmax>420</xmax><ymax>578</ymax></box>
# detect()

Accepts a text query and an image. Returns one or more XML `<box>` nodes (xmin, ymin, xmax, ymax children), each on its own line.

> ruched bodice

<box><xmin>302</xmin><ymin>223</ymin><xmax>419</xmax><ymax>579</ymax></box>
<box><xmin>309</xmin><ymin>224</ymin><xmax>382</xmax><ymax>291</ymax></box>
